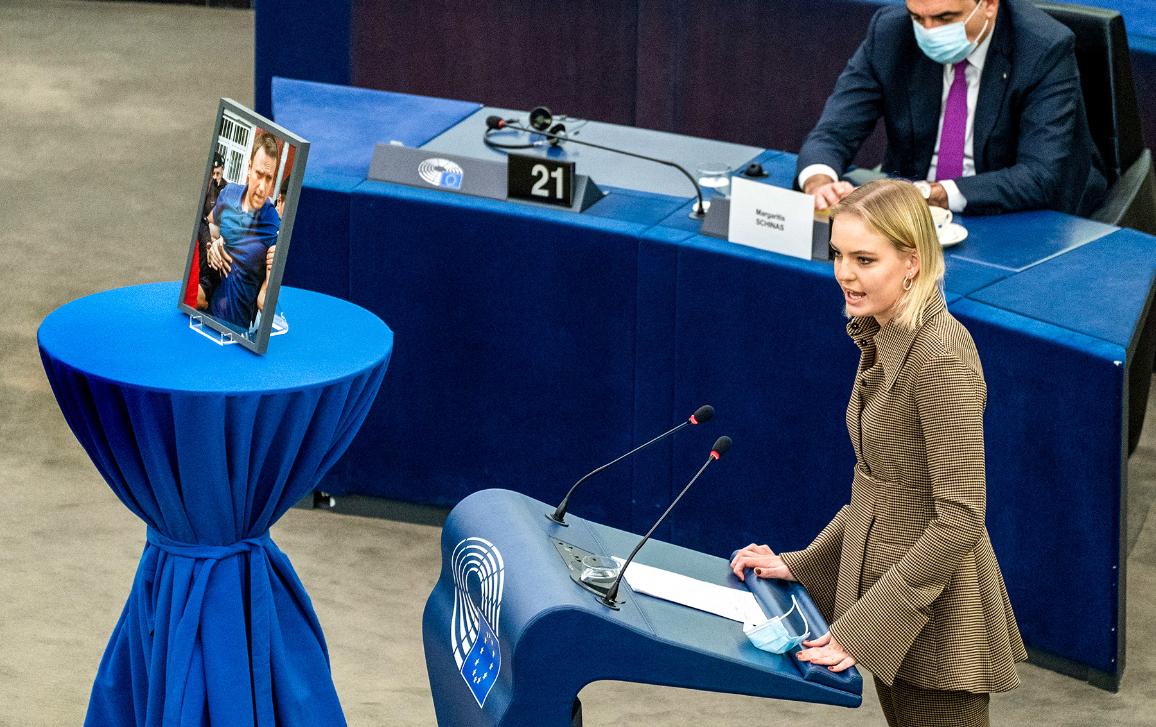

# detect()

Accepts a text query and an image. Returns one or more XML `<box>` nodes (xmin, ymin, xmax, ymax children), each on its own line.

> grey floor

<box><xmin>1</xmin><ymin>1</ymin><xmax>1154</xmax><ymax>725</ymax></box>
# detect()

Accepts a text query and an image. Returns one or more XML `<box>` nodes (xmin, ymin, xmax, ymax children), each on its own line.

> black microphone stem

<box><xmin>600</xmin><ymin>454</ymin><xmax>716</xmax><ymax>607</ymax></box>
<box><xmin>502</xmin><ymin>122</ymin><xmax>706</xmax><ymax>217</ymax></box>
<box><xmin>550</xmin><ymin>420</ymin><xmax>690</xmax><ymax>523</ymax></box>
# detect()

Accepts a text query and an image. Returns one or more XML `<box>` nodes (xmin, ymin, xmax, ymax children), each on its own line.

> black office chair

<box><xmin>1037</xmin><ymin>2</ymin><xmax>1156</xmax><ymax>455</ymax></box>
<box><xmin>1036</xmin><ymin>2</ymin><xmax>1156</xmax><ymax>232</ymax></box>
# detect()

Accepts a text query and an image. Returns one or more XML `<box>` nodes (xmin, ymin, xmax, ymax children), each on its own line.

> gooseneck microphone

<box><xmin>547</xmin><ymin>405</ymin><xmax>715</xmax><ymax>526</ymax></box>
<box><xmin>599</xmin><ymin>436</ymin><xmax>732</xmax><ymax>608</ymax></box>
<box><xmin>485</xmin><ymin>115</ymin><xmax>708</xmax><ymax>217</ymax></box>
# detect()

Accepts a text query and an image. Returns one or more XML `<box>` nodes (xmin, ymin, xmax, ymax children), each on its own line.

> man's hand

<box><xmin>803</xmin><ymin>174</ymin><xmax>855</xmax><ymax>211</ymax></box>
<box><xmin>207</xmin><ymin>237</ymin><xmax>234</xmax><ymax>276</ymax></box>
<box><xmin>729</xmin><ymin>543</ymin><xmax>796</xmax><ymax>582</ymax></box>
<box><xmin>265</xmin><ymin>245</ymin><xmax>276</xmax><ymax>273</ymax></box>
<box><xmin>927</xmin><ymin>182</ymin><xmax>949</xmax><ymax>209</ymax></box>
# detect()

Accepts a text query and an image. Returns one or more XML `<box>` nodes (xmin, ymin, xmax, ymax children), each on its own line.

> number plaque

<box><xmin>507</xmin><ymin>153</ymin><xmax>575</xmax><ymax>207</ymax></box>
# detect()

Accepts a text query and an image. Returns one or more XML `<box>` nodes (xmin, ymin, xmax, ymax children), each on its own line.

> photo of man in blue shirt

<box><xmin>197</xmin><ymin>132</ymin><xmax>282</xmax><ymax>331</ymax></box>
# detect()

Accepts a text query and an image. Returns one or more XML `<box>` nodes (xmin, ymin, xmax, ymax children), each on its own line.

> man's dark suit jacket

<box><xmin>796</xmin><ymin>0</ymin><xmax>1106</xmax><ymax>216</ymax></box>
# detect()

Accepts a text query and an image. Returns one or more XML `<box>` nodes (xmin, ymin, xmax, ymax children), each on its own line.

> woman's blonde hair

<box><xmin>829</xmin><ymin>179</ymin><xmax>945</xmax><ymax>330</ymax></box>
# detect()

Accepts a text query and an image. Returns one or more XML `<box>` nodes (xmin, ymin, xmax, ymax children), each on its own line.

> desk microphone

<box><xmin>547</xmin><ymin>405</ymin><xmax>715</xmax><ymax>526</ymax></box>
<box><xmin>599</xmin><ymin>436</ymin><xmax>732</xmax><ymax>608</ymax></box>
<box><xmin>485</xmin><ymin>115</ymin><xmax>708</xmax><ymax>217</ymax></box>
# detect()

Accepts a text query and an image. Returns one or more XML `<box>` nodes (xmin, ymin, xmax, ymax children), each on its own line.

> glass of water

<box><xmin>696</xmin><ymin>163</ymin><xmax>734</xmax><ymax>212</ymax></box>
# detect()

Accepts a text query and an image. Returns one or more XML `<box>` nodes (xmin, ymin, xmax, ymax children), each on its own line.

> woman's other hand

<box><xmin>729</xmin><ymin>543</ymin><xmax>795</xmax><ymax>582</ymax></box>
<box><xmin>796</xmin><ymin>632</ymin><xmax>856</xmax><ymax>672</ymax></box>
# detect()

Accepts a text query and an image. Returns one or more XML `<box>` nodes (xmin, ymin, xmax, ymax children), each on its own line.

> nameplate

<box><xmin>727</xmin><ymin>177</ymin><xmax>815</xmax><ymax>260</ymax></box>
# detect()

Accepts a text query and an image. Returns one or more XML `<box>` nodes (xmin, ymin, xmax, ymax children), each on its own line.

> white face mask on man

<box><xmin>912</xmin><ymin>0</ymin><xmax>988</xmax><ymax>65</ymax></box>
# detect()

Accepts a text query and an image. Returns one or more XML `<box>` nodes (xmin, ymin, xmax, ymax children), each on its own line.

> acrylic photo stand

<box><xmin>188</xmin><ymin>310</ymin><xmax>288</xmax><ymax>347</ymax></box>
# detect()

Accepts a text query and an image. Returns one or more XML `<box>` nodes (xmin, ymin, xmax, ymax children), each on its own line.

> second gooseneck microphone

<box><xmin>485</xmin><ymin>115</ymin><xmax>708</xmax><ymax>217</ymax></box>
<box><xmin>599</xmin><ymin>436</ymin><xmax>732</xmax><ymax>608</ymax></box>
<box><xmin>547</xmin><ymin>405</ymin><xmax>715</xmax><ymax>525</ymax></box>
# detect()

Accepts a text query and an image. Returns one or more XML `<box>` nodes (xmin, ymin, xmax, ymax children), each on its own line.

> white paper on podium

<box><xmin>613</xmin><ymin>557</ymin><xmax>766</xmax><ymax>623</ymax></box>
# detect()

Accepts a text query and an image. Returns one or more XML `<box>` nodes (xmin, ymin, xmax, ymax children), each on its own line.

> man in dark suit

<box><xmin>797</xmin><ymin>0</ymin><xmax>1106</xmax><ymax>217</ymax></box>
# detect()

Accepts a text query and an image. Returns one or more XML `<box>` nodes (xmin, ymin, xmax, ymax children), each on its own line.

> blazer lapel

<box><xmin>908</xmin><ymin>54</ymin><xmax>942</xmax><ymax>178</ymax></box>
<box><xmin>973</xmin><ymin>16</ymin><xmax>1012</xmax><ymax>173</ymax></box>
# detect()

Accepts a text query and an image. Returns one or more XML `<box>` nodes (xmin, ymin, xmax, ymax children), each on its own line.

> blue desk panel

<box><xmin>582</xmin><ymin>186</ymin><xmax>689</xmax><ymax>227</ymax></box>
<box><xmin>949</xmin><ymin>299</ymin><xmax>1125</xmax><ymax>675</ymax></box>
<box><xmin>943</xmin><ymin>256</ymin><xmax>1011</xmax><ymax>297</ymax></box>
<box><xmin>972</xmin><ymin>228</ymin><xmax>1156</xmax><ymax>350</ymax></box>
<box><xmin>281</xmin><ymin>172</ymin><xmax>360</xmax><ymax>304</ymax></box>
<box><xmin>337</xmin><ymin>179</ymin><xmax>659</xmax><ymax>535</ymax></box>
<box><xmin>634</xmin><ymin>229</ymin><xmax>857</xmax><ymax>553</ymax></box>
<box><xmin>272</xmin><ymin>77</ymin><xmax>481</xmax><ymax>178</ymax></box>
<box><xmin>255</xmin><ymin>0</ymin><xmax>351</xmax><ymax>117</ymax></box>
<box><xmin>948</xmin><ymin>211</ymin><xmax>1117</xmax><ymax>272</ymax></box>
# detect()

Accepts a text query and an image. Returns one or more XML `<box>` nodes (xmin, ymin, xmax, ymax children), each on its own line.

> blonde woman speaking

<box><xmin>731</xmin><ymin>180</ymin><xmax>1026</xmax><ymax>726</ymax></box>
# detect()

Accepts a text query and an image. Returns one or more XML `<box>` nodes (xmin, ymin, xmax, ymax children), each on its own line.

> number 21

<box><xmin>530</xmin><ymin>164</ymin><xmax>564</xmax><ymax>198</ymax></box>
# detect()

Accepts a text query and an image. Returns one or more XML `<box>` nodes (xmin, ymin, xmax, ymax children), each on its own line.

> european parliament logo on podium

<box><xmin>450</xmin><ymin>537</ymin><xmax>506</xmax><ymax>708</ymax></box>
<box><xmin>462</xmin><ymin>617</ymin><xmax>500</xmax><ymax>706</ymax></box>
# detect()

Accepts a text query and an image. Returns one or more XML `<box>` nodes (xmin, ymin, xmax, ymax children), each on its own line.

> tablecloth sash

<box><xmin>144</xmin><ymin>528</ymin><xmax>277</xmax><ymax>726</ymax></box>
<box><xmin>145</xmin><ymin>527</ymin><xmax>272</xmax><ymax>559</ymax></box>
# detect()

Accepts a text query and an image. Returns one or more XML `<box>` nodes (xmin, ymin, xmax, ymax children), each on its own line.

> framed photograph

<box><xmin>178</xmin><ymin>98</ymin><xmax>310</xmax><ymax>354</ymax></box>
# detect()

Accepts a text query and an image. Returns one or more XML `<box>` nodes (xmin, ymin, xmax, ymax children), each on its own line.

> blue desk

<box><xmin>272</xmin><ymin>79</ymin><xmax>1156</xmax><ymax>690</ymax></box>
<box><xmin>39</xmin><ymin>283</ymin><xmax>393</xmax><ymax>726</ymax></box>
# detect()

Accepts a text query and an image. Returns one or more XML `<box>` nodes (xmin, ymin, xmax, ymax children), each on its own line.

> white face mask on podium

<box><xmin>743</xmin><ymin>594</ymin><xmax>811</xmax><ymax>654</ymax></box>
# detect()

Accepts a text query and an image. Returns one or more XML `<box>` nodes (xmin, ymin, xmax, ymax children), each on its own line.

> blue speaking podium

<box><xmin>423</xmin><ymin>489</ymin><xmax>861</xmax><ymax>726</ymax></box>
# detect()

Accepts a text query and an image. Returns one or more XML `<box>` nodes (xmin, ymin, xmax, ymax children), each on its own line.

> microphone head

<box><xmin>485</xmin><ymin>115</ymin><xmax>506</xmax><ymax>130</ymax></box>
<box><xmin>690</xmin><ymin>404</ymin><xmax>714</xmax><ymax>425</ymax></box>
<box><xmin>547</xmin><ymin>122</ymin><xmax>567</xmax><ymax>146</ymax></box>
<box><xmin>528</xmin><ymin>105</ymin><xmax>554</xmax><ymax>131</ymax></box>
<box><xmin>710</xmin><ymin>436</ymin><xmax>732</xmax><ymax>460</ymax></box>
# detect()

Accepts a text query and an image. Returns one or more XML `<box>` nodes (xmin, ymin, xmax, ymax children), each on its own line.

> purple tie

<box><xmin>936</xmin><ymin>62</ymin><xmax>969</xmax><ymax>181</ymax></box>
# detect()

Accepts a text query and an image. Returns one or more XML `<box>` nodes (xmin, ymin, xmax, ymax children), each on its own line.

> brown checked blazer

<box><xmin>781</xmin><ymin>294</ymin><xmax>1027</xmax><ymax>692</ymax></box>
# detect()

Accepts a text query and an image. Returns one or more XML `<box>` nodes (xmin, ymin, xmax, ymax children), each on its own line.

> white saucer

<box><xmin>938</xmin><ymin>222</ymin><xmax>968</xmax><ymax>247</ymax></box>
<box><xmin>929</xmin><ymin>206</ymin><xmax>952</xmax><ymax>227</ymax></box>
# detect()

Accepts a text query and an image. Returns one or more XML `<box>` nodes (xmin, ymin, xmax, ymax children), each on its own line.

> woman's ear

<box><xmin>906</xmin><ymin>252</ymin><xmax>921</xmax><ymax>281</ymax></box>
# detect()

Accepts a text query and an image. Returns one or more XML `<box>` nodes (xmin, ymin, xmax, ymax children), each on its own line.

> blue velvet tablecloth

<box><xmin>38</xmin><ymin>283</ymin><xmax>392</xmax><ymax>726</ymax></box>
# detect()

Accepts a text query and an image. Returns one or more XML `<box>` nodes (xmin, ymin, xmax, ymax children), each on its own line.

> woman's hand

<box><xmin>729</xmin><ymin>543</ymin><xmax>795</xmax><ymax>582</ymax></box>
<box><xmin>796</xmin><ymin>632</ymin><xmax>856</xmax><ymax>672</ymax></box>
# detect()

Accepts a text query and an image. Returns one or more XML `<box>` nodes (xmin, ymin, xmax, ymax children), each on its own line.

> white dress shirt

<box><xmin>798</xmin><ymin>21</ymin><xmax>996</xmax><ymax>213</ymax></box>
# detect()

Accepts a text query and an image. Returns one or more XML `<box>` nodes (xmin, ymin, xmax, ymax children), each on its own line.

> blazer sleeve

<box><xmin>827</xmin><ymin>354</ymin><xmax>987</xmax><ymax>685</ymax></box>
<box><xmin>795</xmin><ymin>10</ymin><xmax>887</xmax><ymax>185</ymax></box>
<box><xmin>780</xmin><ymin>505</ymin><xmax>847</xmax><ymax>621</ymax></box>
<box><xmin>954</xmin><ymin>33</ymin><xmax>1088</xmax><ymax>214</ymax></box>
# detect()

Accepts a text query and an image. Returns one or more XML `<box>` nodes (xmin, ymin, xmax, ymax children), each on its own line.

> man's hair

<box><xmin>212</xmin><ymin>152</ymin><xmax>225</xmax><ymax>169</ymax></box>
<box><xmin>829</xmin><ymin>179</ymin><xmax>946</xmax><ymax>330</ymax></box>
<box><xmin>249</xmin><ymin>132</ymin><xmax>280</xmax><ymax>166</ymax></box>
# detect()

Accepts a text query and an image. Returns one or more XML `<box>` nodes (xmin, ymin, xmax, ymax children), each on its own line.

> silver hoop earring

<box><xmin>902</xmin><ymin>276</ymin><xmax>913</xmax><ymax>291</ymax></box>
